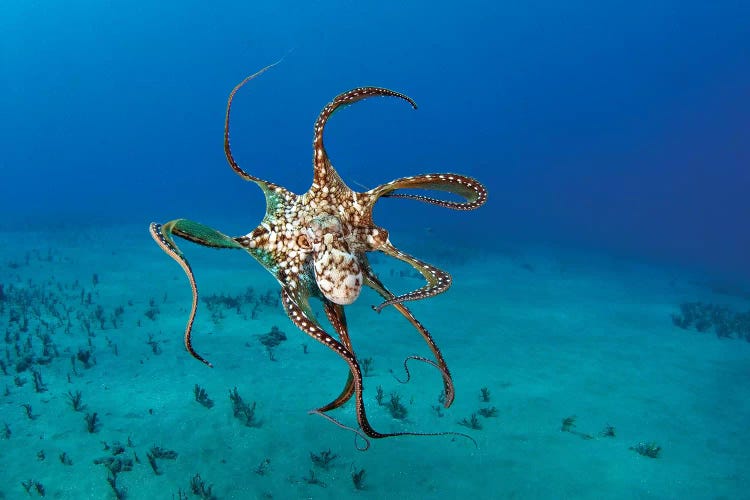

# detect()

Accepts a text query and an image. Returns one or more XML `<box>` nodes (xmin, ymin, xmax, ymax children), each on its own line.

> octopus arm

<box><xmin>223</xmin><ymin>60</ymin><xmax>296</xmax><ymax>205</ymax></box>
<box><xmin>367</xmin><ymin>173</ymin><xmax>487</xmax><ymax>211</ymax></box>
<box><xmin>316</xmin><ymin>302</ymin><xmax>356</xmax><ymax>412</ymax></box>
<box><xmin>361</xmin><ymin>262</ymin><xmax>456</xmax><ymax>407</ymax></box>
<box><xmin>149</xmin><ymin>219</ymin><xmax>244</xmax><ymax>367</ymax></box>
<box><xmin>280</xmin><ymin>287</ymin><xmax>389</xmax><ymax>441</ymax></box>
<box><xmin>372</xmin><ymin>240</ymin><xmax>453</xmax><ymax>311</ymax></box>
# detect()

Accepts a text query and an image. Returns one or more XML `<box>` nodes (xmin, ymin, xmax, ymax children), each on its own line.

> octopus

<box><xmin>149</xmin><ymin>62</ymin><xmax>488</xmax><ymax>449</ymax></box>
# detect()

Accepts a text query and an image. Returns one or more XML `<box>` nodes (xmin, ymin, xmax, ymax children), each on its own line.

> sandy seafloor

<box><xmin>0</xmin><ymin>222</ymin><xmax>748</xmax><ymax>500</ymax></box>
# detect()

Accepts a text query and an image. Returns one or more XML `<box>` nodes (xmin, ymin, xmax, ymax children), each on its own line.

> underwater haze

<box><xmin>1</xmin><ymin>1</ymin><xmax>749</xmax><ymax>499</ymax></box>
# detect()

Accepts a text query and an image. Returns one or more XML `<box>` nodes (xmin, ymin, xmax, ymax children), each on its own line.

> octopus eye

<box><xmin>297</xmin><ymin>234</ymin><xmax>311</xmax><ymax>249</ymax></box>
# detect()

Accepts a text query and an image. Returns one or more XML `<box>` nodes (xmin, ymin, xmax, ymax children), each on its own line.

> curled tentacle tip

<box><xmin>373</xmin><ymin>301</ymin><xmax>392</xmax><ymax>313</ymax></box>
<box><xmin>193</xmin><ymin>355</ymin><xmax>213</xmax><ymax>368</ymax></box>
<box><xmin>453</xmin><ymin>433</ymin><xmax>479</xmax><ymax>448</ymax></box>
<box><xmin>355</xmin><ymin>440</ymin><xmax>371</xmax><ymax>452</ymax></box>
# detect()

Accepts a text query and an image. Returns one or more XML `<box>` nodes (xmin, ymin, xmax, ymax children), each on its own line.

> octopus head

<box><xmin>306</xmin><ymin>215</ymin><xmax>363</xmax><ymax>305</ymax></box>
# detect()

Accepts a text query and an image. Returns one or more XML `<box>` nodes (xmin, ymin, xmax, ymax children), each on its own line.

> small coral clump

<box><xmin>671</xmin><ymin>302</ymin><xmax>750</xmax><ymax>341</ymax></box>
<box><xmin>630</xmin><ymin>441</ymin><xmax>661</xmax><ymax>458</ymax></box>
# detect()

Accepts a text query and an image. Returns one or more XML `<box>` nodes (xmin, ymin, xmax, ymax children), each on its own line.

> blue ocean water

<box><xmin>1</xmin><ymin>2</ymin><xmax>749</xmax><ymax>499</ymax></box>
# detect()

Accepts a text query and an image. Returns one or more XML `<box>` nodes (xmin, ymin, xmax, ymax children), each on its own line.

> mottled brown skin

<box><xmin>149</xmin><ymin>62</ymin><xmax>487</xmax><ymax>449</ymax></box>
